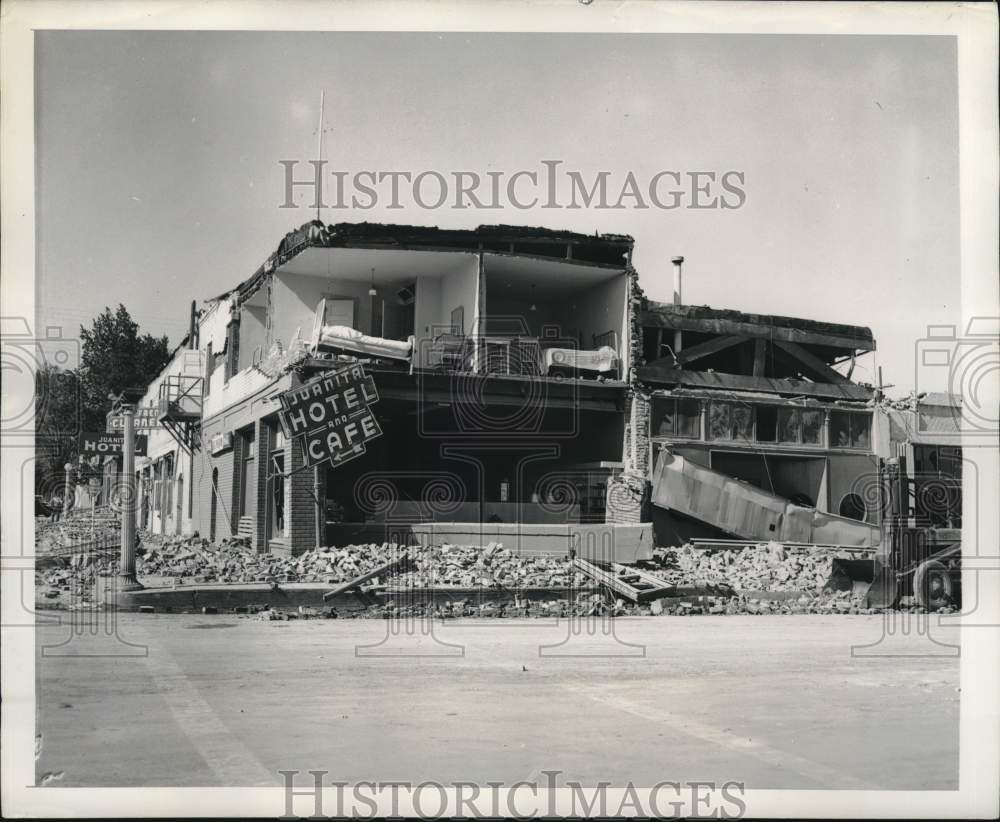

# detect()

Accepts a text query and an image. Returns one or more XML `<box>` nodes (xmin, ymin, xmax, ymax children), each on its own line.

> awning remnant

<box><xmin>651</xmin><ymin>450</ymin><xmax>881</xmax><ymax>548</ymax></box>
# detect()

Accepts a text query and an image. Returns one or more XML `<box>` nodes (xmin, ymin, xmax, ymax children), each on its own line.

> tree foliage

<box><xmin>77</xmin><ymin>304</ymin><xmax>171</xmax><ymax>432</ymax></box>
<box><xmin>34</xmin><ymin>364</ymin><xmax>82</xmax><ymax>493</ymax></box>
<box><xmin>34</xmin><ymin>305</ymin><xmax>171</xmax><ymax>492</ymax></box>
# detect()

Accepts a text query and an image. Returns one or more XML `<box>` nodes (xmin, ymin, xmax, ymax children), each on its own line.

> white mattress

<box><xmin>316</xmin><ymin>325</ymin><xmax>413</xmax><ymax>360</ymax></box>
<box><xmin>543</xmin><ymin>345</ymin><xmax>618</xmax><ymax>374</ymax></box>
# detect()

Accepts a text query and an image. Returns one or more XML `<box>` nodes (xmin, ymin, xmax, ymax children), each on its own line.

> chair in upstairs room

<box><xmin>427</xmin><ymin>331</ymin><xmax>471</xmax><ymax>372</ymax></box>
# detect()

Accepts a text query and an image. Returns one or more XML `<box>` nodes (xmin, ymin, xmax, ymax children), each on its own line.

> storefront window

<box><xmin>801</xmin><ymin>409</ymin><xmax>823</xmax><ymax>445</ymax></box>
<box><xmin>164</xmin><ymin>454</ymin><xmax>175</xmax><ymax>514</ymax></box>
<box><xmin>830</xmin><ymin>411</ymin><xmax>872</xmax><ymax>449</ymax></box>
<box><xmin>651</xmin><ymin>397</ymin><xmax>700</xmax><ymax>438</ymax></box>
<box><xmin>152</xmin><ymin>460</ymin><xmax>163</xmax><ymax>512</ymax></box>
<box><xmin>777</xmin><ymin>408</ymin><xmax>801</xmax><ymax>443</ymax></box>
<box><xmin>732</xmin><ymin>405</ymin><xmax>752</xmax><ymax>440</ymax></box>
<box><xmin>755</xmin><ymin>406</ymin><xmax>778</xmax><ymax>442</ymax></box>
<box><xmin>709</xmin><ymin>402</ymin><xmax>732</xmax><ymax>440</ymax></box>
<box><xmin>709</xmin><ymin>402</ymin><xmax>751</xmax><ymax>441</ymax></box>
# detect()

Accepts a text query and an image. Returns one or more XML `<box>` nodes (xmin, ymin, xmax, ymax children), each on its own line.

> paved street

<box><xmin>36</xmin><ymin>613</ymin><xmax>959</xmax><ymax>789</ymax></box>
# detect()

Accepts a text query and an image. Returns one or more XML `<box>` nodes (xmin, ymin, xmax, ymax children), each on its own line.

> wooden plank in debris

<box><xmin>572</xmin><ymin>557</ymin><xmax>674</xmax><ymax>603</ymax></box>
<box><xmin>323</xmin><ymin>552</ymin><xmax>413</xmax><ymax>601</ymax></box>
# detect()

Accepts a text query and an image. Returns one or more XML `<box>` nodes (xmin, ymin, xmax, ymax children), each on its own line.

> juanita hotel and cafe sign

<box><xmin>277</xmin><ymin>364</ymin><xmax>383</xmax><ymax>469</ymax></box>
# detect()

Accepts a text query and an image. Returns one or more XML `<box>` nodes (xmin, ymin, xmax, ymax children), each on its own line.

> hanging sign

<box><xmin>79</xmin><ymin>431</ymin><xmax>148</xmax><ymax>457</ymax></box>
<box><xmin>277</xmin><ymin>364</ymin><xmax>382</xmax><ymax>469</ymax></box>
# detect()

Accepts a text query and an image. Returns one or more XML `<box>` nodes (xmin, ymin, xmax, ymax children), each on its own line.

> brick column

<box><xmin>254</xmin><ymin>419</ymin><xmax>274</xmax><ymax>553</ymax></box>
<box><xmin>605</xmin><ymin>471</ymin><xmax>648</xmax><ymax>525</ymax></box>
<box><xmin>631</xmin><ymin>392</ymin><xmax>651</xmax><ymax>478</ymax></box>
<box><xmin>287</xmin><ymin>436</ymin><xmax>317</xmax><ymax>556</ymax></box>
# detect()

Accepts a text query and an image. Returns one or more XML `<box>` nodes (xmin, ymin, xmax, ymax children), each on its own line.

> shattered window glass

<box><xmin>653</xmin><ymin>397</ymin><xmax>702</xmax><ymax>438</ymax></box>
<box><xmin>851</xmin><ymin>413</ymin><xmax>871</xmax><ymax>449</ymax></box>
<box><xmin>731</xmin><ymin>405</ymin><xmax>753</xmax><ymax>440</ymax></box>
<box><xmin>709</xmin><ymin>402</ymin><xmax>732</xmax><ymax>439</ymax></box>
<box><xmin>830</xmin><ymin>411</ymin><xmax>851</xmax><ymax>447</ymax></box>
<box><xmin>755</xmin><ymin>406</ymin><xmax>778</xmax><ymax>442</ymax></box>
<box><xmin>801</xmin><ymin>409</ymin><xmax>823</xmax><ymax>444</ymax></box>
<box><xmin>777</xmin><ymin>408</ymin><xmax>801</xmax><ymax>443</ymax></box>
<box><xmin>650</xmin><ymin>398</ymin><xmax>677</xmax><ymax>437</ymax></box>
<box><xmin>676</xmin><ymin>399</ymin><xmax>701</xmax><ymax>438</ymax></box>
<box><xmin>830</xmin><ymin>411</ymin><xmax>871</xmax><ymax>449</ymax></box>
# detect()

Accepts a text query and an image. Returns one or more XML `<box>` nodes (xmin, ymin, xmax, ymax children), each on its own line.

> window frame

<box><xmin>650</xmin><ymin>397</ymin><xmax>701</xmax><ymax>440</ymax></box>
<box><xmin>829</xmin><ymin>410</ymin><xmax>872</xmax><ymax>451</ymax></box>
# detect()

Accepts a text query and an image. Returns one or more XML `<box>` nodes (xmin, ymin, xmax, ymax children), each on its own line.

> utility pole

<box><xmin>117</xmin><ymin>405</ymin><xmax>143</xmax><ymax>591</ymax></box>
<box><xmin>316</xmin><ymin>89</ymin><xmax>325</xmax><ymax>222</ymax></box>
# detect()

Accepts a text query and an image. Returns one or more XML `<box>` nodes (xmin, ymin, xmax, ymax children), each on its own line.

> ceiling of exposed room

<box><xmin>483</xmin><ymin>253</ymin><xmax>624</xmax><ymax>300</ymax></box>
<box><xmin>276</xmin><ymin>246</ymin><xmax>478</xmax><ymax>285</ymax></box>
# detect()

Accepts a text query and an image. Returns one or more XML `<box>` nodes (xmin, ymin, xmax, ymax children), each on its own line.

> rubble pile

<box><xmin>35</xmin><ymin>511</ymin><xmax>120</xmax><ymax>558</ymax></box>
<box><xmin>242</xmin><ymin>588</ymin><xmax>883</xmax><ymax>621</ymax></box>
<box><xmin>138</xmin><ymin>534</ymin><xmax>257</xmax><ymax>582</ymax></box>
<box><xmin>401</xmin><ymin>543</ymin><xmax>580</xmax><ymax>588</ymax></box>
<box><xmin>133</xmin><ymin>536</ymin><xmax>584</xmax><ymax>588</ymax></box>
<box><xmin>651</xmin><ymin>542</ymin><xmax>838</xmax><ymax>593</ymax></box>
<box><xmin>38</xmin><ymin>531</ymin><xmax>919</xmax><ymax>615</ymax></box>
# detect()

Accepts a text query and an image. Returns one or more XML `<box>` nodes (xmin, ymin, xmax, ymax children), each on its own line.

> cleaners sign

<box><xmin>277</xmin><ymin>364</ymin><xmax>382</xmax><ymax>469</ymax></box>
<box><xmin>106</xmin><ymin>405</ymin><xmax>162</xmax><ymax>432</ymax></box>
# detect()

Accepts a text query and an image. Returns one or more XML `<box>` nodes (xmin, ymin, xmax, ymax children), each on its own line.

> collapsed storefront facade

<box><xmin>631</xmin><ymin>290</ymin><xmax>883</xmax><ymax>548</ymax></box>
<box><xmin>190</xmin><ymin>222</ymin><xmax>648</xmax><ymax>558</ymax></box>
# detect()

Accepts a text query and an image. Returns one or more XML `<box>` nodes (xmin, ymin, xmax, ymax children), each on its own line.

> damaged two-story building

<box><xmin>128</xmin><ymin>219</ymin><xmax>896</xmax><ymax>561</ymax></box>
<box><xmin>628</xmin><ymin>258</ymin><xmax>883</xmax><ymax>549</ymax></box>
<box><xmin>187</xmin><ymin>221</ymin><xmax>650</xmax><ymax>559</ymax></box>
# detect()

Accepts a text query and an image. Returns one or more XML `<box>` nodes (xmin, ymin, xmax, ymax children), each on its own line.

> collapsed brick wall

<box><xmin>605</xmin><ymin>470</ymin><xmax>648</xmax><ymax>524</ymax></box>
<box><xmin>607</xmin><ymin>264</ymin><xmax>652</xmax><ymax>525</ymax></box>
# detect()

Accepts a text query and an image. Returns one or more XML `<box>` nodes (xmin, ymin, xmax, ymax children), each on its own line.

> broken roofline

<box><xmin>641</xmin><ymin>300</ymin><xmax>875</xmax><ymax>352</ymax></box>
<box><xmin>212</xmin><ymin>220</ymin><xmax>635</xmax><ymax>302</ymax></box>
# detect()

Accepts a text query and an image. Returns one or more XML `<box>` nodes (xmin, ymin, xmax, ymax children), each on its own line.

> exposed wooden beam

<box><xmin>772</xmin><ymin>340</ymin><xmax>850</xmax><ymax>384</ymax></box>
<box><xmin>644</xmin><ymin>355</ymin><xmax>678</xmax><ymax>369</ymax></box>
<box><xmin>640</xmin><ymin>310</ymin><xmax>874</xmax><ymax>352</ymax></box>
<box><xmin>676</xmin><ymin>334</ymin><xmax>744</xmax><ymax>366</ymax></box>
<box><xmin>634</xmin><ymin>365</ymin><xmax>873</xmax><ymax>401</ymax></box>
<box><xmin>753</xmin><ymin>338</ymin><xmax>767</xmax><ymax>377</ymax></box>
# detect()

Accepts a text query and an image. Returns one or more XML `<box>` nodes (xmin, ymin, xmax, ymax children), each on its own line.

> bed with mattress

<box><xmin>310</xmin><ymin>298</ymin><xmax>414</xmax><ymax>364</ymax></box>
<box><xmin>542</xmin><ymin>345</ymin><xmax>618</xmax><ymax>376</ymax></box>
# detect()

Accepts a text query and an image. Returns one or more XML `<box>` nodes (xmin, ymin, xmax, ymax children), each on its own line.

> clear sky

<box><xmin>35</xmin><ymin>31</ymin><xmax>960</xmax><ymax>394</ymax></box>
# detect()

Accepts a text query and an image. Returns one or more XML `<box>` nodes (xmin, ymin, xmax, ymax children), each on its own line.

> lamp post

<box><xmin>62</xmin><ymin>462</ymin><xmax>75</xmax><ymax>519</ymax></box>
<box><xmin>117</xmin><ymin>405</ymin><xmax>143</xmax><ymax>591</ymax></box>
